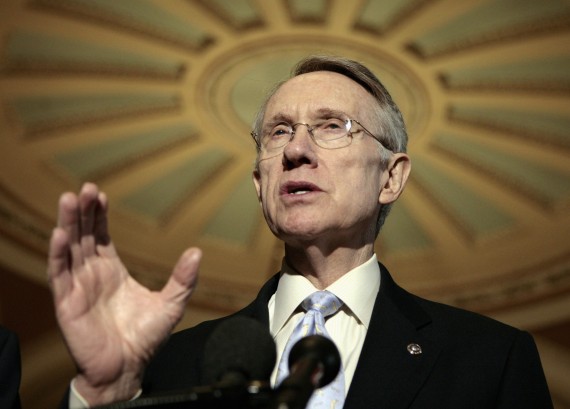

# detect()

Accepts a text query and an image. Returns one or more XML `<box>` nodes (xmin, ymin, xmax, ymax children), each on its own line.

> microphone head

<box><xmin>201</xmin><ymin>316</ymin><xmax>277</xmax><ymax>386</ymax></box>
<box><xmin>288</xmin><ymin>335</ymin><xmax>341</xmax><ymax>388</ymax></box>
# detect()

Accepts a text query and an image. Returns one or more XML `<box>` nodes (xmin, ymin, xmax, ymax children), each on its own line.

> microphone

<box><xmin>94</xmin><ymin>316</ymin><xmax>276</xmax><ymax>409</ymax></box>
<box><xmin>202</xmin><ymin>316</ymin><xmax>277</xmax><ymax>388</ymax></box>
<box><xmin>272</xmin><ymin>335</ymin><xmax>341</xmax><ymax>409</ymax></box>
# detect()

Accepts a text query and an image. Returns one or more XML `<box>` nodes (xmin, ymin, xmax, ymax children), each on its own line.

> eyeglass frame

<box><xmin>250</xmin><ymin>117</ymin><xmax>392</xmax><ymax>155</ymax></box>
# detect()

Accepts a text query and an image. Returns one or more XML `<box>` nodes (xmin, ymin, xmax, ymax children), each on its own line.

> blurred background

<box><xmin>0</xmin><ymin>0</ymin><xmax>569</xmax><ymax>407</ymax></box>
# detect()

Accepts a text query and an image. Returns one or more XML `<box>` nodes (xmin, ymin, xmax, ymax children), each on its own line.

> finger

<box><xmin>47</xmin><ymin>227</ymin><xmax>72</xmax><ymax>304</ymax></box>
<box><xmin>161</xmin><ymin>248</ymin><xmax>202</xmax><ymax>304</ymax></box>
<box><xmin>93</xmin><ymin>191</ymin><xmax>118</xmax><ymax>258</ymax></box>
<box><xmin>57</xmin><ymin>191</ymin><xmax>83</xmax><ymax>269</ymax></box>
<box><xmin>78</xmin><ymin>183</ymin><xmax>100</xmax><ymax>258</ymax></box>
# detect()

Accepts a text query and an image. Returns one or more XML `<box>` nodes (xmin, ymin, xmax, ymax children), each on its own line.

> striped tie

<box><xmin>277</xmin><ymin>291</ymin><xmax>345</xmax><ymax>408</ymax></box>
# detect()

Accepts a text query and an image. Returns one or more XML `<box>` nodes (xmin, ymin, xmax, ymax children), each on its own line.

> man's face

<box><xmin>253</xmin><ymin>71</ymin><xmax>392</xmax><ymax>248</ymax></box>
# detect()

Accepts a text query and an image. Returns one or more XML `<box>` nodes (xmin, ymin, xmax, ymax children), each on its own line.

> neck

<box><xmin>284</xmin><ymin>242</ymin><xmax>375</xmax><ymax>289</ymax></box>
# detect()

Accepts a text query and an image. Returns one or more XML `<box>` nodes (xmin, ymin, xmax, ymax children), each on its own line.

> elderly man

<box><xmin>48</xmin><ymin>55</ymin><xmax>552</xmax><ymax>408</ymax></box>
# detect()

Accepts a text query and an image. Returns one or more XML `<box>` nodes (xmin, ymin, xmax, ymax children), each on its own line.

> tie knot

<box><xmin>302</xmin><ymin>291</ymin><xmax>343</xmax><ymax>318</ymax></box>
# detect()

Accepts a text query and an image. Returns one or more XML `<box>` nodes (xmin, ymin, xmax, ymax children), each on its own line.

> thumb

<box><xmin>162</xmin><ymin>247</ymin><xmax>201</xmax><ymax>304</ymax></box>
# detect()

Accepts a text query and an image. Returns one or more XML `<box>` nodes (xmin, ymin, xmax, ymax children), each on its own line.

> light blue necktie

<box><xmin>277</xmin><ymin>291</ymin><xmax>345</xmax><ymax>408</ymax></box>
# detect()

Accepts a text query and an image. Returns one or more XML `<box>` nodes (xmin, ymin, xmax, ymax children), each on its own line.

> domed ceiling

<box><xmin>1</xmin><ymin>0</ymin><xmax>570</xmax><ymax>318</ymax></box>
<box><xmin>1</xmin><ymin>0</ymin><xmax>570</xmax><ymax>407</ymax></box>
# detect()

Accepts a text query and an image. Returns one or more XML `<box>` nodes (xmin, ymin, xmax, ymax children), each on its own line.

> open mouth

<box><xmin>282</xmin><ymin>181</ymin><xmax>321</xmax><ymax>196</ymax></box>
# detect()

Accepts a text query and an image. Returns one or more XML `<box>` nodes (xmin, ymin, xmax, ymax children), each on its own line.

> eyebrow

<box><xmin>264</xmin><ymin>113</ymin><xmax>295</xmax><ymax>128</ymax></box>
<box><xmin>313</xmin><ymin>108</ymin><xmax>349</xmax><ymax>119</ymax></box>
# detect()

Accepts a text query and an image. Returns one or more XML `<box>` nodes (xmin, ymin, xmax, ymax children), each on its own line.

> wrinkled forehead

<box><xmin>263</xmin><ymin>71</ymin><xmax>378</xmax><ymax>122</ymax></box>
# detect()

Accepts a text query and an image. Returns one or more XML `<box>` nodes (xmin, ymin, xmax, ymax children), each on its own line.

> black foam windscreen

<box><xmin>288</xmin><ymin>335</ymin><xmax>341</xmax><ymax>388</ymax></box>
<box><xmin>201</xmin><ymin>316</ymin><xmax>277</xmax><ymax>386</ymax></box>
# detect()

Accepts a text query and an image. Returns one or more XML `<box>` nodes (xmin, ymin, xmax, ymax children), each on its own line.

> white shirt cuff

<box><xmin>69</xmin><ymin>378</ymin><xmax>142</xmax><ymax>409</ymax></box>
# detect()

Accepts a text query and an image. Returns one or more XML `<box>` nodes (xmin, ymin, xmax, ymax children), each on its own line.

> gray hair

<box><xmin>252</xmin><ymin>55</ymin><xmax>408</xmax><ymax>234</ymax></box>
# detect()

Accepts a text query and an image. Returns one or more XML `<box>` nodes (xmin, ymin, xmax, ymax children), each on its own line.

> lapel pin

<box><xmin>407</xmin><ymin>343</ymin><xmax>422</xmax><ymax>355</ymax></box>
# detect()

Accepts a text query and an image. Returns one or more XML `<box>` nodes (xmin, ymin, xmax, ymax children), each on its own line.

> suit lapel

<box><xmin>344</xmin><ymin>264</ymin><xmax>441</xmax><ymax>409</ymax></box>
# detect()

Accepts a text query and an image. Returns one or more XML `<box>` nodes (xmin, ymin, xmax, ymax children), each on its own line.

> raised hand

<box><xmin>47</xmin><ymin>183</ymin><xmax>201</xmax><ymax>405</ymax></box>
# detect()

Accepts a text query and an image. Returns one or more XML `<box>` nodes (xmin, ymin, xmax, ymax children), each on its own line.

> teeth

<box><xmin>292</xmin><ymin>190</ymin><xmax>309</xmax><ymax>194</ymax></box>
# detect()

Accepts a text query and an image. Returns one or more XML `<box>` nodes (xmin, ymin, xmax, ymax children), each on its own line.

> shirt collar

<box><xmin>270</xmin><ymin>254</ymin><xmax>381</xmax><ymax>335</ymax></box>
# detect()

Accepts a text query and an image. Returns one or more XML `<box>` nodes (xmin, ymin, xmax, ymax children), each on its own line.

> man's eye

<box><xmin>321</xmin><ymin>119</ymin><xmax>345</xmax><ymax>130</ymax></box>
<box><xmin>270</xmin><ymin>126</ymin><xmax>290</xmax><ymax>138</ymax></box>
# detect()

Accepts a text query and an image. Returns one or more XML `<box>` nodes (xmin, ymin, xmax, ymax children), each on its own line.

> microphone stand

<box><xmin>94</xmin><ymin>381</ymin><xmax>273</xmax><ymax>409</ymax></box>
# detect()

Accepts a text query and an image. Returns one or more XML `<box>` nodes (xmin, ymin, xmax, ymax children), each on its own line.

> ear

<box><xmin>379</xmin><ymin>153</ymin><xmax>411</xmax><ymax>205</ymax></box>
<box><xmin>252</xmin><ymin>169</ymin><xmax>262</xmax><ymax>204</ymax></box>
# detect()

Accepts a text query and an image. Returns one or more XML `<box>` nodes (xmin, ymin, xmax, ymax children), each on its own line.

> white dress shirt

<box><xmin>268</xmin><ymin>254</ymin><xmax>381</xmax><ymax>392</ymax></box>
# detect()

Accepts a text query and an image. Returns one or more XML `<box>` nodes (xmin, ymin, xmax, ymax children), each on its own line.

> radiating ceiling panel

<box><xmin>195</xmin><ymin>0</ymin><xmax>261</xmax><ymax>29</ymax></box>
<box><xmin>54</xmin><ymin>123</ymin><xmax>198</xmax><ymax>180</ymax></box>
<box><xmin>121</xmin><ymin>148</ymin><xmax>231</xmax><ymax>222</ymax></box>
<box><xmin>287</xmin><ymin>0</ymin><xmax>328</xmax><ymax>22</ymax></box>
<box><xmin>203</xmin><ymin>170</ymin><xmax>261</xmax><ymax>246</ymax></box>
<box><xmin>433</xmin><ymin>132</ymin><xmax>570</xmax><ymax>207</ymax></box>
<box><xmin>30</xmin><ymin>0</ymin><xmax>214</xmax><ymax>49</ymax></box>
<box><xmin>3</xmin><ymin>31</ymin><xmax>185</xmax><ymax>78</ymax></box>
<box><xmin>9</xmin><ymin>93</ymin><xmax>180</xmax><ymax>136</ymax></box>
<box><xmin>440</xmin><ymin>56</ymin><xmax>570</xmax><ymax>92</ymax></box>
<box><xmin>409</xmin><ymin>0</ymin><xmax>570</xmax><ymax>58</ymax></box>
<box><xmin>355</xmin><ymin>0</ymin><xmax>426</xmax><ymax>33</ymax></box>
<box><xmin>411</xmin><ymin>156</ymin><xmax>515</xmax><ymax>240</ymax></box>
<box><xmin>449</xmin><ymin>105</ymin><xmax>570</xmax><ymax>149</ymax></box>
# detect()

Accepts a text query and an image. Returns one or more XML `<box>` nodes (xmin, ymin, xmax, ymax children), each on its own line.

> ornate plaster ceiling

<box><xmin>1</xmin><ymin>0</ymin><xmax>569</xmax><ymax>323</ymax></box>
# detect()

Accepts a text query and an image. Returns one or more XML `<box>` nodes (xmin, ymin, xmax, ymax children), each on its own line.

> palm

<box><xmin>57</xmin><ymin>256</ymin><xmax>172</xmax><ymax>383</ymax></box>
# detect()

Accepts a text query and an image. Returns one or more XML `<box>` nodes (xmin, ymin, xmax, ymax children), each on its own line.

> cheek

<box><xmin>339</xmin><ymin>164</ymin><xmax>383</xmax><ymax>206</ymax></box>
<box><xmin>342</xmin><ymin>158</ymin><xmax>380</xmax><ymax>188</ymax></box>
<box><xmin>258</xmin><ymin>172</ymin><xmax>279</xmax><ymax>213</ymax></box>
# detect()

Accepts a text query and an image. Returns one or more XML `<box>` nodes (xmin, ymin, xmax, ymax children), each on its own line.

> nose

<box><xmin>282</xmin><ymin>123</ymin><xmax>317</xmax><ymax>168</ymax></box>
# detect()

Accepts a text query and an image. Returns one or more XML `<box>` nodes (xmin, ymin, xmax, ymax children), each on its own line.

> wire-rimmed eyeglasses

<box><xmin>251</xmin><ymin>117</ymin><xmax>390</xmax><ymax>156</ymax></box>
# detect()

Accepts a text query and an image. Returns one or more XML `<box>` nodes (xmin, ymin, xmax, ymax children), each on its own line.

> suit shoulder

<box><xmin>412</xmin><ymin>294</ymin><xmax>525</xmax><ymax>340</ymax></box>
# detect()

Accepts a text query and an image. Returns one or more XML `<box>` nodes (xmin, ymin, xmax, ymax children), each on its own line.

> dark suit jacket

<box><xmin>0</xmin><ymin>326</ymin><xmax>22</xmax><ymax>409</ymax></box>
<box><xmin>143</xmin><ymin>264</ymin><xmax>553</xmax><ymax>408</ymax></box>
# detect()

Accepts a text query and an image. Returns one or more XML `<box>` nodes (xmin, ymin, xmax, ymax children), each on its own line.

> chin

<box><xmin>274</xmin><ymin>221</ymin><xmax>325</xmax><ymax>243</ymax></box>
